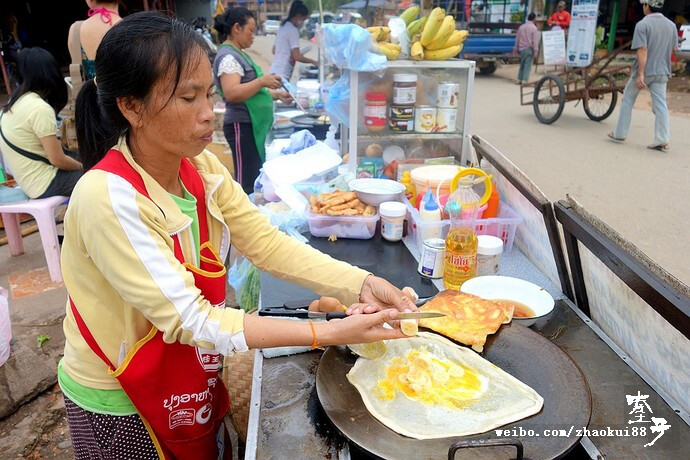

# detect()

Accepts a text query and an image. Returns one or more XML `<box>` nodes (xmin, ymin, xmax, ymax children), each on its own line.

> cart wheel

<box><xmin>533</xmin><ymin>75</ymin><xmax>565</xmax><ymax>124</ymax></box>
<box><xmin>583</xmin><ymin>75</ymin><xmax>618</xmax><ymax>121</ymax></box>
<box><xmin>479</xmin><ymin>62</ymin><xmax>497</xmax><ymax>75</ymax></box>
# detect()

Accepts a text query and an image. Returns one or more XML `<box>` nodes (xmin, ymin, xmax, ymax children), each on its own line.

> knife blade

<box><xmin>308</xmin><ymin>311</ymin><xmax>446</xmax><ymax>320</ymax></box>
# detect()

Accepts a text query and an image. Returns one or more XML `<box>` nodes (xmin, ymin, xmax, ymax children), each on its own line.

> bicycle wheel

<box><xmin>533</xmin><ymin>75</ymin><xmax>566</xmax><ymax>124</ymax></box>
<box><xmin>583</xmin><ymin>75</ymin><xmax>618</xmax><ymax>121</ymax></box>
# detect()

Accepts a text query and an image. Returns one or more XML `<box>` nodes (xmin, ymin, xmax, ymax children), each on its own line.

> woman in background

<box><xmin>0</xmin><ymin>48</ymin><xmax>82</xmax><ymax>198</ymax></box>
<box><xmin>68</xmin><ymin>0</ymin><xmax>122</xmax><ymax>81</ymax></box>
<box><xmin>270</xmin><ymin>1</ymin><xmax>317</xmax><ymax>81</ymax></box>
<box><xmin>213</xmin><ymin>8</ymin><xmax>290</xmax><ymax>193</ymax></box>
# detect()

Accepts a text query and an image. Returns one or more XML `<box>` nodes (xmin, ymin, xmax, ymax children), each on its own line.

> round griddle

<box><xmin>316</xmin><ymin>323</ymin><xmax>591</xmax><ymax>460</ymax></box>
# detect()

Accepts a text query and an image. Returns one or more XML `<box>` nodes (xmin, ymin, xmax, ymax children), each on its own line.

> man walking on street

<box><xmin>609</xmin><ymin>0</ymin><xmax>679</xmax><ymax>151</ymax></box>
<box><xmin>514</xmin><ymin>13</ymin><xmax>540</xmax><ymax>84</ymax></box>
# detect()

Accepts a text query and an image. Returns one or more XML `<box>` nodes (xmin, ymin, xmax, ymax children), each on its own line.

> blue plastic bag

<box><xmin>325</xmin><ymin>73</ymin><xmax>350</xmax><ymax>127</ymax></box>
<box><xmin>227</xmin><ymin>258</ymin><xmax>260</xmax><ymax>312</ymax></box>
<box><xmin>322</xmin><ymin>24</ymin><xmax>387</xmax><ymax>72</ymax></box>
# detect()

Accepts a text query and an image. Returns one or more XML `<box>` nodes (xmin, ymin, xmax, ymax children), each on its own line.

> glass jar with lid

<box><xmin>392</xmin><ymin>74</ymin><xmax>418</xmax><ymax>106</ymax></box>
<box><xmin>364</xmin><ymin>92</ymin><xmax>387</xmax><ymax>133</ymax></box>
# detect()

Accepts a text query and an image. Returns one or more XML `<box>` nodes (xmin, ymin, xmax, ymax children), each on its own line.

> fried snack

<box><xmin>419</xmin><ymin>291</ymin><xmax>514</xmax><ymax>353</ymax></box>
<box><xmin>310</xmin><ymin>191</ymin><xmax>375</xmax><ymax>217</ymax></box>
<box><xmin>328</xmin><ymin>234</ymin><xmax>338</xmax><ymax>242</ymax></box>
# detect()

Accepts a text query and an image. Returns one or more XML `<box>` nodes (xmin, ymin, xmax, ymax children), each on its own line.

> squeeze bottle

<box><xmin>419</xmin><ymin>190</ymin><xmax>442</xmax><ymax>241</ymax></box>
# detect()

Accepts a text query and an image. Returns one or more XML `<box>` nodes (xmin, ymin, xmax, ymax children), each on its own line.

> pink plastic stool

<box><xmin>0</xmin><ymin>195</ymin><xmax>68</xmax><ymax>283</ymax></box>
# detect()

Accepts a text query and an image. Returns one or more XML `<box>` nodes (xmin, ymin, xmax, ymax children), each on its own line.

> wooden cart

<box><xmin>520</xmin><ymin>43</ymin><xmax>632</xmax><ymax>124</ymax></box>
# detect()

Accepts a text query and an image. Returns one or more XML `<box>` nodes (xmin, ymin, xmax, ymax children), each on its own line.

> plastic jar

<box><xmin>380</xmin><ymin>201</ymin><xmax>407</xmax><ymax>242</ymax></box>
<box><xmin>364</xmin><ymin>92</ymin><xmax>387</xmax><ymax>133</ymax></box>
<box><xmin>393</xmin><ymin>74</ymin><xmax>418</xmax><ymax>105</ymax></box>
<box><xmin>477</xmin><ymin>235</ymin><xmax>504</xmax><ymax>276</ymax></box>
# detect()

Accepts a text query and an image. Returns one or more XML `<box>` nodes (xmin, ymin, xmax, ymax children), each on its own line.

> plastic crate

<box><xmin>307</xmin><ymin>211</ymin><xmax>380</xmax><ymax>240</ymax></box>
<box><xmin>405</xmin><ymin>201</ymin><xmax>522</xmax><ymax>253</ymax></box>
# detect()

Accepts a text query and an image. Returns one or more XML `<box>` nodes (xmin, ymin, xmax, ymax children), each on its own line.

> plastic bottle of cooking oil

<box><xmin>443</xmin><ymin>181</ymin><xmax>481</xmax><ymax>290</ymax></box>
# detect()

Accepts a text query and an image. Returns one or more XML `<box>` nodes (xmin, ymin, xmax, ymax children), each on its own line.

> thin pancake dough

<box><xmin>347</xmin><ymin>332</ymin><xmax>543</xmax><ymax>439</ymax></box>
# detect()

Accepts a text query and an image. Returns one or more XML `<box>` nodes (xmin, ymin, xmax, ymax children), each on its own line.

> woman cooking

<box><xmin>62</xmin><ymin>12</ymin><xmax>416</xmax><ymax>459</ymax></box>
<box><xmin>213</xmin><ymin>8</ymin><xmax>289</xmax><ymax>193</ymax></box>
<box><xmin>269</xmin><ymin>1</ymin><xmax>318</xmax><ymax>81</ymax></box>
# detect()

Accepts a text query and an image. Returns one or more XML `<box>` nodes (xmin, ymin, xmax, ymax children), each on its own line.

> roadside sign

<box><xmin>681</xmin><ymin>25</ymin><xmax>690</xmax><ymax>52</ymax></box>
<box><xmin>566</xmin><ymin>0</ymin><xmax>601</xmax><ymax>67</ymax></box>
<box><xmin>543</xmin><ymin>30</ymin><xmax>567</xmax><ymax>66</ymax></box>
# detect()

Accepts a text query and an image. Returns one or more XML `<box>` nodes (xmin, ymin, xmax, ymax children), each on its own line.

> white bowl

<box><xmin>460</xmin><ymin>276</ymin><xmax>555</xmax><ymax>327</ymax></box>
<box><xmin>349</xmin><ymin>179</ymin><xmax>405</xmax><ymax>206</ymax></box>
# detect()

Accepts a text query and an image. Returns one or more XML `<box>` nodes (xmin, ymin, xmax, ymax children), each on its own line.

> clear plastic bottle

<box><xmin>443</xmin><ymin>180</ymin><xmax>481</xmax><ymax>290</ymax></box>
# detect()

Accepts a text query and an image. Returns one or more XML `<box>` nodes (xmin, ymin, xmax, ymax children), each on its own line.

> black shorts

<box><xmin>36</xmin><ymin>148</ymin><xmax>83</xmax><ymax>199</ymax></box>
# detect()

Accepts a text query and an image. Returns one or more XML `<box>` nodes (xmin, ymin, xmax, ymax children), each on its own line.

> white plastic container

<box><xmin>0</xmin><ymin>286</ymin><xmax>10</xmax><ymax>367</ymax></box>
<box><xmin>307</xmin><ymin>211</ymin><xmax>379</xmax><ymax>240</ymax></box>
<box><xmin>477</xmin><ymin>235</ymin><xmax>504</xmax><ymax>276</ymax></box>
<box><xmin>405</xmin><ymin>200</ymin><xmax>522</xmax><ymax>254</ymax></box>
<box><xmin>380</xmin><ymin>201</ymin><xmax>407</xmax><ymax>242</ymax></box>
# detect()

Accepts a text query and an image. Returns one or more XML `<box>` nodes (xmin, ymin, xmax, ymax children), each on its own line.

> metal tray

<box><xmin>316</xmin><ymin>323</ymin><xmax>592</xmax><ymax>459</ymax></box>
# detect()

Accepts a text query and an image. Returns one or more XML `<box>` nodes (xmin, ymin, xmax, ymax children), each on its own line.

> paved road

<box><xmin>246</xmin><ymin>35</ymin><xmax>690</xmax><ymax>285</ymax></box>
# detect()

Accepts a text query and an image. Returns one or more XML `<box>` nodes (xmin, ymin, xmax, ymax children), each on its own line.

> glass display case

<box><xmin>342</xmin><ymin>60</ymin><xmax>475</xmax><ymax>180</ymax></box>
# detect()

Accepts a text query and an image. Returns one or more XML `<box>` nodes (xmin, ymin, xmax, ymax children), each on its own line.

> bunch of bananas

<box><xmin>367</xmin><ymin>26</ymin><xmax>402</xmax><ymax>61</ymax></box>
<box><xmin>405</xmin><ymin>7</ymin><xmax>469</xmax><ymax>61</ymax></box>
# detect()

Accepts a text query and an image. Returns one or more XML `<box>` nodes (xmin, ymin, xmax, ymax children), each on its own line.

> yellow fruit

<box><xmin>399</xmin><ymin>5</ymin><xmax>420</xmax><ymax>26</ymax></box>
<box><xmin>424</xmin><ymin>44</ymin><xmax>462</xmax><ymax>61</ymax></box>
<box><xmin>410</xmin><ymin>41</ymin><xmax>424</xmax><ymax>61</ymax></box>
<box><xmin>426</xmin><ymin>16</ymin><xmax>456</xmax><ymax>50</ymax></box>
<box><xmin>438</xmin><ymin>30</ymin><xmax>469</xmax><ymax>49</ymax></box>
<box><xmin>400</xmin><ymin>319</ymin><xmax>419</xmax><ymax>336</ymax></box>
<box><xmin>367</xmin><ymin>26</ymin><xmax>390</xmax><ymax>42</ymax></box>
<box><xmin>349</xmin><ymin>341</ymin><xmax>387</xmax><ymax>360</ymax></box>
<box><xmin>420</xmin><ymin>7</ymin><xmax>445</xmax><ymax>47</ymax></box>
<box><xmin>406</xmin><ymin>16</ymin><xmax>427</xmax><ymax>36</ymax></box>
<box><xmin>376</xmin><ymin>42</ymin><xmax>401</xmax><ymax>60</ymax></box>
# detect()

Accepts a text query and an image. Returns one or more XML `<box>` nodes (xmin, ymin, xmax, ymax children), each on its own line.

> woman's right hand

<box><xmin>320</xmin><ymin>308</ymin><xmax>407</xmax><ymax>346</ymax></box>
<box><xmin>260</xmin><ymin>74</ymin><xmax>283</xmax><ymax>90</ymax></box>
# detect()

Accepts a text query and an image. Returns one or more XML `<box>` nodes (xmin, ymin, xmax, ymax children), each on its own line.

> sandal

<box><xmin>647</xmin><ymin>144</ymin><xmax>669</xmax><ymax>151</ymax></box>
<box><xmin>607</xmin><ymin>133</ymin><xmax>624</xmax><ymax>142</ymax></box>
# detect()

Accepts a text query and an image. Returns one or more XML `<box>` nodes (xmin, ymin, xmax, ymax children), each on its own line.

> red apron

<box><xmin>69</xmin><ymin>150</ymin><xmax>231</xmax><ymax>459</ymax></box>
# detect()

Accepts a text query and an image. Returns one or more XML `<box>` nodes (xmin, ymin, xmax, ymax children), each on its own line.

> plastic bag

<box><xmin>258</xmin><ymin>202</ymin><xmax>309</xmax><ymax>243</ymax></box>
<box><xmin>388</xmin><ymin>17</ymin><xmax>410</xmax><ymax>58</ymax></box>
<box><xmin>227</xmin><ymin>258</ymin><xmax>260</xmax><ymax>312</ymax></box>
<box><xmin>280</xmin><ymin>130</ymin><xmax>316</xmax><ymax>155</ymax></box>
<box><xmin>0</xmin><ymin>286</ymin><xmax>11</xmax><ymax>367</ymax></box>
<box><xmin>322</xmin><ymin>24</ymin><xmax>387</xmax><ymax>72</ymax></box>
<box><xmin>325</xmin><ymin>72</ymin><xmax>350</xmax><ymax>127</ymax></box>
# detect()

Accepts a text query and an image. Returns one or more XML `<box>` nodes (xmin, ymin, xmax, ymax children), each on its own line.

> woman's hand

<box><xmin>348</xmin><ymin>275</ymin><xmax>418</xmax><ymax>315</ymax></box>
<box><xmin>320</xmin><ymin>309</ymin><xmax>406</xmax><ymax>345</ymax></box>
<box><xmin>275</xmin><ymin>89</ymin><xmax>293</xmax><ymax>104</ymax></box>
<box><xmin>260</xmin><ymin>74</ymin><xmax>283</xmax><ymax>90</ymax></box>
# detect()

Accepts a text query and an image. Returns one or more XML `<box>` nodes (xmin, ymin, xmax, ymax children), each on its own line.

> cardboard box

<box><xmin>205</xmin><ymin>142</ymin><xmax>235</xmax><ymax>179</ymax></box>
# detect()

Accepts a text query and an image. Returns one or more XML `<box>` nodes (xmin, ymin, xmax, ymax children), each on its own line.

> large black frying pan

<box><xmin>316</xmin><ymin>323</ymin><xmax>591</xmax><ymax>459</ymax></box>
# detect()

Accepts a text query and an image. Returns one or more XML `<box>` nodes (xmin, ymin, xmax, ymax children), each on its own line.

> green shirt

<box><xmin>57</xmin><ymin>185</ymin><xmax>200</xmax><ymax>415</ymax></box>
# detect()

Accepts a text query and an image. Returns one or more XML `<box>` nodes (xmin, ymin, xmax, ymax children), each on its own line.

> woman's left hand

<box><xmin>349</xmin><ymin>275</ymin><xmax>418</xmax><ymax>315</ymax></box>
<box><xmin>276</xmin><ymin>90</ymin><xmax>293</xmax><ymax>104</ymax></box>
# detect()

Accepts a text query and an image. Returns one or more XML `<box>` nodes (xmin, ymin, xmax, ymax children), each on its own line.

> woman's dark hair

<box><xmin>283</xmin><ymin>1</ymin><xmax>309</xmax><ymax>26</ymax></box>
<box><xmin>2</xmin><ymin>47</ymin><xmax>67</xmax><ymax>116</ymax></box>
<box><xmin>213</xmin><ymin>7</ymin><xmax>255</xmax><ymax>42</ymax></box>
<box><xmin>527</xmin><ymin>13</ymin><xmax>536</xmax><ymax>21</ymax></box>
<box><xmin>76</xmin><ymin>11</ymin><xmax>209</xmax><ymax>170</ymax></box>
